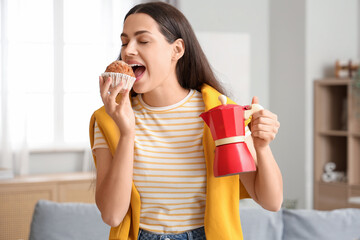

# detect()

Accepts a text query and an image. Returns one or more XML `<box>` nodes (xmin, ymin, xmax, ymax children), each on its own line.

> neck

<box><xmin>141</xmin><ymin>80</ymin><xmax>189</xmax><ymax>107</ymax></box>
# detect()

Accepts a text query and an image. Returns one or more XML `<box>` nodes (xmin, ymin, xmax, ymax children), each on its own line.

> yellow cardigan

<box><xmin>89</xmin><ymin>84</ymin><xmax>252</xmax><ymax>240</ymax></box>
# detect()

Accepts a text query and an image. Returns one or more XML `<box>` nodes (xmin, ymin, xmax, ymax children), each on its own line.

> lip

<box><xmin>127</xmin><ymin>60</ymin><xmax>144</xmax><ymax>66</ymax></box>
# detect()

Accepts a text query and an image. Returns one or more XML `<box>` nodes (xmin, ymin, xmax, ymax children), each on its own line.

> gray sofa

<box><xmin>29</xmin><ymin>200</ymin><xmax>360</xmax><ymax>240</ymax></box>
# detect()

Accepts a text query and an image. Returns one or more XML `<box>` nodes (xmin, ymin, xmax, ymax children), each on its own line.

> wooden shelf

<box><xmin>319</xmin><ymin>130</ymin><xmax>348</xmax><ymax>137</ymax></box>
<box><xmin>0</xmin><ymin>172</ymin><xmax>95</xmax><ymax>184</ymax></box>
<box><xmin>317</xmin><ymin>181</ymin><xmax>348</xmax><ymax>186</ymax></box>
<box><xmin>314</xmin><ymin>79</ymin><xmax>360</xmax><ymax>210</ymax></box>
<box><xmin>348</xmin><ymin>185</ymin><xmax>360</xmax><ymax>207</ymax></box>
<box><xmin>0</xmin><ymin>172</ymin><xmax>95</xmax><ymax>240</ymax></box>
<box><xmin>348</xmin><ymin>197</ymin><xmax>360</xmax><ymax>205</ymax></box>
<box><xmin>316</xmin><ymin>78</ymin><xmax>352</xmax><ymax>85</ymax></box>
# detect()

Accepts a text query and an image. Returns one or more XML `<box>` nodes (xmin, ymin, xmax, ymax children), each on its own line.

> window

<box><xmin>1</xmin><ymin>0</ymin><xmax>133</xmax><ymax>149</ymax></box>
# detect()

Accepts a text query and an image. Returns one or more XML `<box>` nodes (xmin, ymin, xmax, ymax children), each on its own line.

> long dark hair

<box><xmin>119</xmin><ymin>2</ymin><xmax>227</xmax><ymax>95</ymax></box>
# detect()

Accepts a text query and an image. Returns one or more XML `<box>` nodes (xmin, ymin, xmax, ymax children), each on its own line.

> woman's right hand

<box><xmin>99</xmin><ymin>76</ymin><xmax>135</xmax><ymax>137</ymax></box>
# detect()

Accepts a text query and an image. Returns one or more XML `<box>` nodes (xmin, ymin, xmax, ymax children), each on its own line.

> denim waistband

<box><xmin>138</xmin><ymin>226</ymin><xmax>206</xmax><ymax>240</ymax></box>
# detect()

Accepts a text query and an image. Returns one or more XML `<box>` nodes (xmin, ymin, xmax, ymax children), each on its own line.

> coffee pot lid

<box><xmin>207</xmin><ymin>95</ymin><xmax>241</xmax><ymax>113</ymax></box>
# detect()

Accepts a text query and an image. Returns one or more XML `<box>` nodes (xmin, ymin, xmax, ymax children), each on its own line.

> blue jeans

<box><xmin>137</xmin><ymin>227</ymin><xmax>206</xmax><ymax>240</ymax></box>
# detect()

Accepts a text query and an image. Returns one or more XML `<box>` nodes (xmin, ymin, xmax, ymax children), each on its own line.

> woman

<box><xmin>90</xmin><ymin>2</ymin><xmax>282</xmax><ymax>240</ymax></box>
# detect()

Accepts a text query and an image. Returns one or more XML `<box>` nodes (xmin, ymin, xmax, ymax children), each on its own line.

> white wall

<box><xmin>269</xmin><ymin>0</ymin><xmax>307</xmax><ymax>209</ymax></box>
<box><xmin>196</xmin><ymin>32</ymin><xmax>251</xmax><ymax>105</ymax></box>
<box><xmin>178</xmin><ymin>0</ymin><xmax>270</xmax><ymax>108</ymax></box>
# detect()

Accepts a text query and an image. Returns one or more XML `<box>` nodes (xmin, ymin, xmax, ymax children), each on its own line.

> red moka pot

<box><xmin>200</xmin><ymin>95</ymin><xmax>263</xmax><ymax>177</ymax></box>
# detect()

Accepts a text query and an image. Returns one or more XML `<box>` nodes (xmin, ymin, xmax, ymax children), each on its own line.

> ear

<box><xmin>172</xmin><ymin>38</ymin><xmax>185</xmax><ymax>61</ymax></box>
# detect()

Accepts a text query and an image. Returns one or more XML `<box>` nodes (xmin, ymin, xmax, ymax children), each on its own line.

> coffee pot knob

<box><xmin>218</xmin><ymin>95</ymin><xmax>227</xmax><ymax>105</ymax></box>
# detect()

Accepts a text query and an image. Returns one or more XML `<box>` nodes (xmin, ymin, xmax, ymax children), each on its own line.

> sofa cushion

<box><xmin>29</xmin><ymin>200</ymin><xmax>110</xmax><ymax>240</ymax></box>
<box><xmin>240</xmin><ymin>207</ymin><xmax>283</xmax><ymax>240</ymax></box>
<box><xmin>283</xmin><ymin>208</ymin><xmax>360</xmax><ymax>240</ymax></box>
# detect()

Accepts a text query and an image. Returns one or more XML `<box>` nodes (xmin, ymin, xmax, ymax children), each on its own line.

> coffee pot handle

<box><xmin>244</xmin><ymin>104</ymin><xmax>264</xmax><ymax>120</ymax></box>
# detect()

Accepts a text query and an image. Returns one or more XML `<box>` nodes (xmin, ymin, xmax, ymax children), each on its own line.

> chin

<box><xmin>132</xmin><ymin>84</ymin><xmax>146</xmax><ymax>94</ymax></box>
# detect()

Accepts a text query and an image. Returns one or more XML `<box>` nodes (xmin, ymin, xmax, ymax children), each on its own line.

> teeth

<box><xmin>129</xmin><ymin>64</ymin><xmax>143</xmax><ymax>67</ymax></box>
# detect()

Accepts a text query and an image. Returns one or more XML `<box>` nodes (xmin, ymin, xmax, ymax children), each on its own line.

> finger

<box><xmin>252</xmin><ymin>109</ymin><xmax>277</xmax><ymax>121</ymax></box>
<box><xmin>99</xmin><ymin>76</ymin><xmax>104</xmax><ymax>94</ymax></box>
<box><xmin>100</xmin><ymin>76</ymin><xmax>111</xmax><ymax>91</ymax></box>
<box><xmin>251</xmin><ymin>109</ymin><xmax>266</xmax><ymax>120</ymax></box>
<box><xmin>250</xmin><ymin>116</ymin><xmax>279</xmax><ymax>134</ymax></box>
<box><xmin>114</xmin><ymin>80</ymin><xmax>132</xmax><ymax>104</ymax></box>
<box><xmin>108</xmin><ymin>80</ymin><xmax>124</xmax><ymax>102</ymax></box>
<box><xmin>251</xmin><ymin>115</ymin><xmax>279</xmax><ymax>126</ymax></box>
<box><xmin>251</xmin><ymin>116</ymin><xmax>273</xmax><ymax>126</ymax></box>
<box><xmin>100</xmin><ymin>76</ymin><xmax>112</xmax><ymax>99</ymax></box>
<box><xmin>119</xmin><ymin>88</ymin><xmax>131</xmax><ymax>105</ymax></box>
<box><xmin>252</xmin><ymin>130</ymin><xmax>276</xmax><ymax>142</ymax></box>
<box><xmin>251</xmin><ymin>123</ymin><xmax>279</xmax><ymax>134</ymax></box>
<box><xmin>251</xmin><ymin>96</ymin><xmax>259</xmax><ymax>105</ymax></box>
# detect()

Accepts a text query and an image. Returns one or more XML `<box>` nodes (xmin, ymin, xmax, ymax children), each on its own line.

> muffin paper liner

<box><xmin>101</xmin><ymin>72</ymin><xmax>136</xmax><ymax>91</ymax></box>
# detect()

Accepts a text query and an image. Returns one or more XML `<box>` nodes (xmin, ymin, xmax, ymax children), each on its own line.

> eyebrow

<box><xmin>121</xmin><ymin>30</ymin><xmax>152</xmax><ymax>38</ymax></box>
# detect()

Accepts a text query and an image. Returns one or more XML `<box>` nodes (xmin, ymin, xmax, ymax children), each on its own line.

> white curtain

<box><xmin>0</xmin><ymin>93</ymin><xmax>29</xmax><ymax>176</ymax></box>
<box><xmin>0</xmin><ymin>0</ymin><xmax>134</xmax><ymax>177</ymax></box>
<box><xmin>0</xmin><ymin>0</ymin><xmax>29</xmax><ymax>177</ymax></box>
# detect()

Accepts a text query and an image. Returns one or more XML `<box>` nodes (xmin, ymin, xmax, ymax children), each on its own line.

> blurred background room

<box><xmin>0</xmin><ymin>0</ymin><xmax>359</xmax><ymax>239</ymax></box>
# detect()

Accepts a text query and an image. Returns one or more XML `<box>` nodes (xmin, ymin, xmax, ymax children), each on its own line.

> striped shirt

<box><xmin>93</xmin><ymin>89</ymin><xmax>251</xmax><ymax>233</ymax></box>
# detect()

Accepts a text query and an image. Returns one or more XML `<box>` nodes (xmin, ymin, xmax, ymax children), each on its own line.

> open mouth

<box><xmin>130</xmin><ymin>64</ymin><xmax>146</xmax><ymax>79</ymax></box>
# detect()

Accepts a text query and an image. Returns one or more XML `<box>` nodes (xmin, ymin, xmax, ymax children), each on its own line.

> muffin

<box><xmin>101</xmin><ymin>60</ymin><xmax>136</xmax><ymax>91</ymax></box>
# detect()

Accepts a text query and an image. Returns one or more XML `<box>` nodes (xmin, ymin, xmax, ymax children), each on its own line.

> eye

<box><xmin>121</xmin><ymin>43</ymin><xmax>128</xmax><ymax>47</ymax></box>
<box><xmin>138</xmin><ymin>38</ymin><xmax>149</xmax><ymax>44</ymax></box>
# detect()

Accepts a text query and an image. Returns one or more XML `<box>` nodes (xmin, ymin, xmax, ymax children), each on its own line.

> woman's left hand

<box><xmin>249</xmin><ymin>96</ymin><xmax>280</xmax><ymax>149</ymax></box>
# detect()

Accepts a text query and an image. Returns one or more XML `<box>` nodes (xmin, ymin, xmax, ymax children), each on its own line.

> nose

<box><xmin>122</xmin><ymin>41</ymin><xmax>137</xmax><ymax>58</ymax></box>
